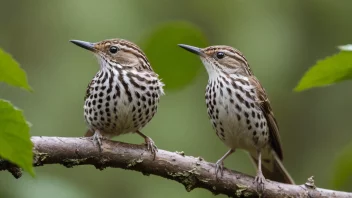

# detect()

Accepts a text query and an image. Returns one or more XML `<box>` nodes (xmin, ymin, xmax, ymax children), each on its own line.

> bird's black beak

<box><xmin>178</xmin><ymin>44</ymin><xmax>204</xmax><ymax>56</ymax></box>
<box><xmin>70</xmin><ymin>40</ymin><xmax>96</xmax><ymax>51</ymax></box>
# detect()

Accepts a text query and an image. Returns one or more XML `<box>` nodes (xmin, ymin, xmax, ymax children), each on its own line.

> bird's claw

<box><xmin>145</xmin><ymin>137</ymin><xmax>158</xmax><ymax>159</ymax></box>
<box><xmin>93</xmin><ymin>130</ymin><xmax>103</xmax><ymax>152</ymax></box>
<box><xmin>215</xmin><ymin>160</ymin><xmax>224</xmax><ymax>180</ymax></box>
<box><xmin>254</xmin><ymin>173</ymin><xmax>265</xmax><ymax>193</ymax></box>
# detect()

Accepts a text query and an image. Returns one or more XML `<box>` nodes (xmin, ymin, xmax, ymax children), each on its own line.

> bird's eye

<box><xmin>216</xmin><ymin>52</ymin><xmax>225</xmax><ymax>59</ymax></box>
<box><xmin>109</xmin><ymin>46</ymin><xmax>118</xmax><ymax>54</ymax></box>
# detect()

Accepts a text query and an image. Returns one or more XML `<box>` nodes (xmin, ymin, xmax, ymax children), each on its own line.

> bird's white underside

<box><xmin>201</xmin><ymin>58</ymin><xmax>269</xmax><ymax>154</ymax></box>
<box><xmin>84</xmin><ymin>61</ymin><xmax>164</xmax><ymax>138</ymax></box>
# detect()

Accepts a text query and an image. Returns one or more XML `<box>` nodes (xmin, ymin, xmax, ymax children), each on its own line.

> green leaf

<box><xmin>0</xmin><ymin>48</ymin><xmax>32</xmax><ymax>92</ymax></box>
<box><xmin>294</xmin><ymin>46</ymin><xmax>352</xmax><ymax>92</ymax></box>
<box><xmin>141</xmin><ymin>21</ymin><xmax>208</xmax><ymax>90</ymax></box>
<box><xmin>332</xmin><ymin>142</ymin><xmax>352</xmax><ymax>190</ymax></box>
<box><xmin>0</xmin><ymin>100</ymin><xmax>34</xmax><ymax>176</ymax></box>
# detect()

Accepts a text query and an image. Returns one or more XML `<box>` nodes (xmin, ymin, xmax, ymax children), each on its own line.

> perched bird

<box><xmin>178</xmin><ymin>44</ymin><xmax>294</xmax><ymax>187</ymax></box>
<box><xmin>71</xmin><ymin>39</ymin><xmax>164</xmax><ymax>157</ymax></box>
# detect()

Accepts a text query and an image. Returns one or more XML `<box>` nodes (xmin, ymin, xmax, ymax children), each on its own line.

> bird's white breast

<box><xmin>205</xmin><ymin>73</ymin><xmax>269</xmax><ymax>152</ymax></box>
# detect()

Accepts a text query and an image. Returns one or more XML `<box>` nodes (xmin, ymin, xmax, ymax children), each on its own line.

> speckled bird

<box><xmin>71</xmin><ymin>39</ymin><xmax>164</xmax><ymax>157</ymax></box>
<box><xmin>178</xmin><ymin>44</ymin><xmax>294</xmax><ymax>187</ymax></box>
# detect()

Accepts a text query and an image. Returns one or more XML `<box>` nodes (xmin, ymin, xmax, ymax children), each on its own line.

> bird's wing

<box><xmin>249</xmin><ymin>77</ymin><xmax>283</xmax><ymax>160</ymax></box>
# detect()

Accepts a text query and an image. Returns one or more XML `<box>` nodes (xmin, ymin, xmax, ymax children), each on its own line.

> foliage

<box><xmin>142</xmin><ymin>21</ymin><xmax>209</xmax><ymax>90</ymax></box>
<box><xmin>0</xmin><ymin>48</ymin><xmax>34</xmax><ymax>176</ymax></box>
<box><xmin>0</xmin><ymin>49</ymin><xmax>32</xmax><ymax>91</ymax></box>
<box><xmin>295</xmin><ymin>45</ymin><xmax>352</xmax><ymax>189</ymax></box>
<box><xmin>294</xmin><ymin>45</ymin><xmax>352</xmax><ymax>91</ymax></box>
<box><xmin>332</xmin><ymin>142</ymin><xmax>352</xmax><ymax>190</ymax></box>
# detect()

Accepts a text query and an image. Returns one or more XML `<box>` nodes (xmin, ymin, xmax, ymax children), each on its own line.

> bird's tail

<box><xmin>250</xmin><ymin>149</ymin><xmax>295</xmax><ymax>184</ymax></box>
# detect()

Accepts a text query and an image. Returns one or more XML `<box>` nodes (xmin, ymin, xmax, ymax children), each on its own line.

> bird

<box><xmin>70</xmin><ymin>38</ymin><xmax>164</xmax><ymax>157</ymax></box>
<box><xmin>178</xmin><ymin>44</ymin><xmax>294</xmax><ymax>188</ymax></box>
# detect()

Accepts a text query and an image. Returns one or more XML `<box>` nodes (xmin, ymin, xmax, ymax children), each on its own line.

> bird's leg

<box><xmin>254</xmin><ymin>150</ymin><xmax>265</xmax><ymax>193</ymax></box>
<box><xmin>136</xmin><ymin>130</ymin><xmax>158</xmax><ymax>159</ymax></box>
<box><xmin>92</xmin><ymin>130</ymin><xmax>104</xmax><ymax>152</ymax></box>
<box><xmin>215</xmin><ymin>149</ymin><xmax>234</xmax><ymax>179</ymax></box>
<box><xmin>84</xmin><ymin>129</ymin><xmax>94</xmax><ymax>137</ymax></box>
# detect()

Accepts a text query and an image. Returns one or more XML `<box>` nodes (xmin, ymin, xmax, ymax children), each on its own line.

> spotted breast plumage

<box><xmin>205</xmin><ymin>74</ymin><xmax>270</xmax><ymax>153</ymax></box>
<box><xmin>71</xmin><ymin>38</ymin><xmax>164</xmax><ymax>156</ymax></box>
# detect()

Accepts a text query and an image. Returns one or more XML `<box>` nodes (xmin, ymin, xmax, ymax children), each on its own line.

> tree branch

<box><xmin>1</xmin><ymin>136</ymin><xmax>351</xmax><ymax>197</ymax></box>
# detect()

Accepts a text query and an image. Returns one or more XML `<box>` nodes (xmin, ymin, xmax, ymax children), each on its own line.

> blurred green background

<box><xmin>1</xmin><ymin>0</ymin><xmax>352</xmax><ymax>197</ymax></box>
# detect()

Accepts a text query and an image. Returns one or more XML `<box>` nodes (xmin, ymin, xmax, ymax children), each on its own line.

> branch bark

<box><xmin>1</xmin><ymin>136</ymin><xmax>351</xmax><ymax>198</ymax></box>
